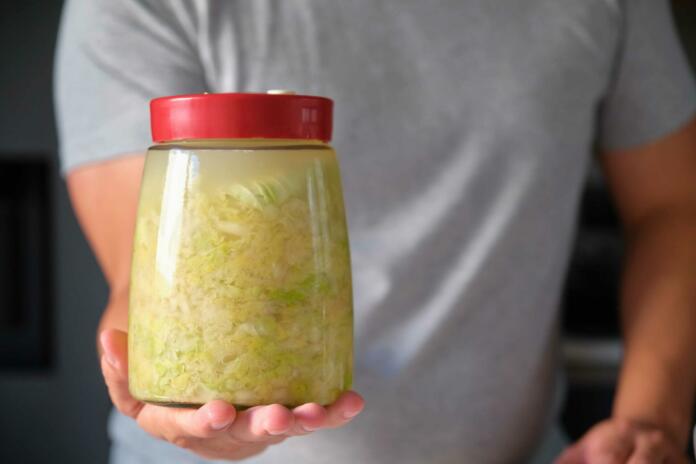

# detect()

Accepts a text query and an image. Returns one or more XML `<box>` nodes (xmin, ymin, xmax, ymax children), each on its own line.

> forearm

<box><xmin>614</xmin><ymin>209</ymin><xmax>696</xmax><ymax>447</ymax></box>
<box><xmin>66</xmin><ymin>154</ymin><xmax>144</xmax><ymax>355</ymax></box>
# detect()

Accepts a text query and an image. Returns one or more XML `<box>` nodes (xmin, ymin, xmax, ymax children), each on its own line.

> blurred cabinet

<box><xmin>0</xmin><ymin>158</ymin><xmax>52</xmax><ymax>368</ymax></box>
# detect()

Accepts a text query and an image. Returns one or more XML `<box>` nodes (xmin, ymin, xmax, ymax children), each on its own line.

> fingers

<box><xmin>324</xmin><ymin>391</ymin><xmax>365</xmax><ymax>428</ymax></box>
<box><xmin>554</xmin><ymin>438</ymin><xmax>632</xmax><ymax>464</ymax></box>
<box><xmin>224</xmin><ymin>391</ymin><xmax>364</xmax><ymax>441</ymax></box>
<box><xmin>137</xmin><ymin>400</ymin><xmax>237</xmax><ymax>444</ymax></box>
<box><xmin>583</xmin><ymin>422</ymin><xmax>634</xmax><ymax>464</ymax></box>
<box><xmin>100</xmin><ymin>332</ymin><xmax>363</xmax><ymax>456</ymax></box>
<box><xmin>100</xmin><ymin>329</ymin><xmax>128</xmax><ymax>370</ymax></box>
<box><xmin>289</xmin><ymin>403</ymin><xmax>327</xmax><ymax>435</ymax></box>
<box><xmin>225</xmin><ymin>404</ymin><xmax>294</xmax><ymax>443</ymax></box>
<box><xmin>99</xmin><ymin>329</ymin><xmax>143</xmax><ymax>418</ymax></box>
<box><xmin>100</xmin><ymin>329</ymin><xmax>237</xmax><ymax>441</ymax></box>
<box><xmin>98</xmin><ymin>329</ymin><xmax>365</xmax><ymax>461</ymax></box>
<box><xmin>556</xmin><ymin>420</ymin><xmax>688</xmax><ymax>464</ymax></box>
<box><xmin>626</xmin><ymin>431</ymin><xmax>669</xmax><ymax>464</ymax></box>
<box><xmin>554</xmin><ymin>445</ymin><xmax>583</xmax><ymax>464</ymax></box>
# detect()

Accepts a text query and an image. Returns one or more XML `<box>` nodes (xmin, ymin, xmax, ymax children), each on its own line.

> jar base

<box><xmin>143</xmin><ymin>399</ymin><xmax>205</xmax><ymax>409</ymax></box>
<box><xmin>142</xmin><ymin>399</ymin><xmax>263</xmax><ymax>411</ymax></box>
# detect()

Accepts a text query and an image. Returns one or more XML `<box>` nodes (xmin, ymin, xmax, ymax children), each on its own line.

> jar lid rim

<box><xmin>150</xmin><ymin>92</ymin><xmax>333</xmax><ymax>143</ymax></box>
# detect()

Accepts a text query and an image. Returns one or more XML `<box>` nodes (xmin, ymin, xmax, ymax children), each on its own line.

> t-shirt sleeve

<box><xmin>599</xmin><ymin>0</ymin><xmax>696</xmax><ymax>152</ymax></box>
<box><xmin>55</xmin><ymin>0</ymin><xmax>207</xmax><ymax>174</ymax></box>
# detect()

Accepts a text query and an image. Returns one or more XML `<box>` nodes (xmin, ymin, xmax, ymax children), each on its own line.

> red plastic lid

<box><xmin>150</xmin><ymin>92</ymin><xmax>333</xmax><ymax>143</ymax></box>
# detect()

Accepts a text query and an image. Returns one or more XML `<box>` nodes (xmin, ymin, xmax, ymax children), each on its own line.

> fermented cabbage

<box><xmin>129</xmin><ymin>152</ymin><xmax>352</xmax><ymax>407</ymax></box>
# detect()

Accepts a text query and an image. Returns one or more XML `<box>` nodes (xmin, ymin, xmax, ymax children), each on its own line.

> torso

<box><xmin>121</xmin><ymin>1</ymin><xmax>624</xmax><ymax>461</ymax></box>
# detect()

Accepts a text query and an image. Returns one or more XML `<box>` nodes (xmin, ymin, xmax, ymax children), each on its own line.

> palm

<box><xmin>99</xmin><ymin>329</ymin><xmax>364</xmax><ymax>460</ymax></box>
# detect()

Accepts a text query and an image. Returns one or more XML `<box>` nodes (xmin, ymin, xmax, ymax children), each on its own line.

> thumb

<box><xmin>100</xmin><ymin>328</ymin><xmax>128</xmax><ymax>369</ymax></box>
<box><xmin>100</xmin><ymin>329</ymin><xmax>143</xmax><ymax>418</ymax></box>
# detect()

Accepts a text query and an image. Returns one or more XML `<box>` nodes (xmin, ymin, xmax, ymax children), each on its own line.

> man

<box><xmin>56</xmin><ymin>0</ymin><xmax>696</xmax><ymax>462</ymax></box>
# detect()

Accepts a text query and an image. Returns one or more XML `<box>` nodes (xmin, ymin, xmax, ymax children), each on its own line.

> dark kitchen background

<box><xmin>0</xmin><ymin>1</ymin><xmax>694</xmax><ymax>462</ymax></box>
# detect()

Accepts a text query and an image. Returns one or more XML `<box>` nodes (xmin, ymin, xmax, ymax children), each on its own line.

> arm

<box><xmin>67</xmin><ymin>154</ymin><xmax>144</xmax><ymax>345</ymax></box>
<box><xmin>608</xmin><ymin>116</ymin><xmax>696</xmax><ymax>448</ymax></box>
<box><xmin>557</xmin><ymin>117</ymin><xmax>696</xmax><ymax>463</ymax></box>
<box><xmin>67</xmin><ymin>156</ymin><xmax>364</xmax><ymax>460</ymax></box>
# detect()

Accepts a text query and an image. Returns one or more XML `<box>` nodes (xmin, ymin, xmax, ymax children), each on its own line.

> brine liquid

<box><xmin>128</xmin><ymin>140</ymin><xmax>353</xmax><ymax>407</ymax></box>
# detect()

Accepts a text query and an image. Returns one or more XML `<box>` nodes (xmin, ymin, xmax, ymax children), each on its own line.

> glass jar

<box><xmin>128</xmin><ymin>92</ymin><xmax>353</xmax><ymax>408</ymax></box>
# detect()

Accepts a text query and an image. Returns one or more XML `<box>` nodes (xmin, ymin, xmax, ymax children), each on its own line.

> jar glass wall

<box><xmin>128</xmin><ymin>139</ymin><xmax>353</xmax><ymax>408</ymax></box>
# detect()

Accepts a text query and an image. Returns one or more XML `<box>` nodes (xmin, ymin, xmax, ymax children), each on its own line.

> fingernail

<box><xmin>302</xmin><ymin>424</ymin><xmax>321</xmax><ymax>432</ymax></box>
<box><xmin>208</xmin><ymin>410</ymin><xmax>232</xmax><ymax>430</ymax></box>
<box><xmin>210</xmin><ymin>418</ymin><xmax>232</xmax><ymax>430</ymax></box>
<box><xmin>264</xmin><ymin>420</ymin><xmax>288</xmax><ymax>436</ymax></box>
<box><xmin>343</xmin><ymin>409</ymin><xmax>361</xmax><ymax>419</ymax></box>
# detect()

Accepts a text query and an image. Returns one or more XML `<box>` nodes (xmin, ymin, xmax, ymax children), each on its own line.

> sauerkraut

<box><xmin>129</xmin><ymin>147</ymin><xmax>352</xmax><ymax>407</ymax></box>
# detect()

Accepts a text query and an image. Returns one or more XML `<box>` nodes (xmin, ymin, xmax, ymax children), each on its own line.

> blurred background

<box><xmin>0</xmin><ymin>1</ymin><xmax>694</xmax><ymax>462</ymax></box>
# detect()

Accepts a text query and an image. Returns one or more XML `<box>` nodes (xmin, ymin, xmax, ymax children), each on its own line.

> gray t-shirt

<box><xmin>55</xmin><ymin>1</ymin><xmax>696</xmax><ymax>462</ymax></box>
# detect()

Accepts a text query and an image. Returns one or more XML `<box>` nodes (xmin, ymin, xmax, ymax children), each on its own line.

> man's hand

<box><xmin>555</xmin><ymin>419</ymin><xmax>688</xmax><ymax>464</ymax></box>
<box><xmin>100</xmin><ymin>329</ymin><xmax>365</xmax><ymax>461</ymax></box>
<box><xmin>71</xmin><ymin>157</ymin><xmax>365</xmax><ymax>460</ymax></box>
